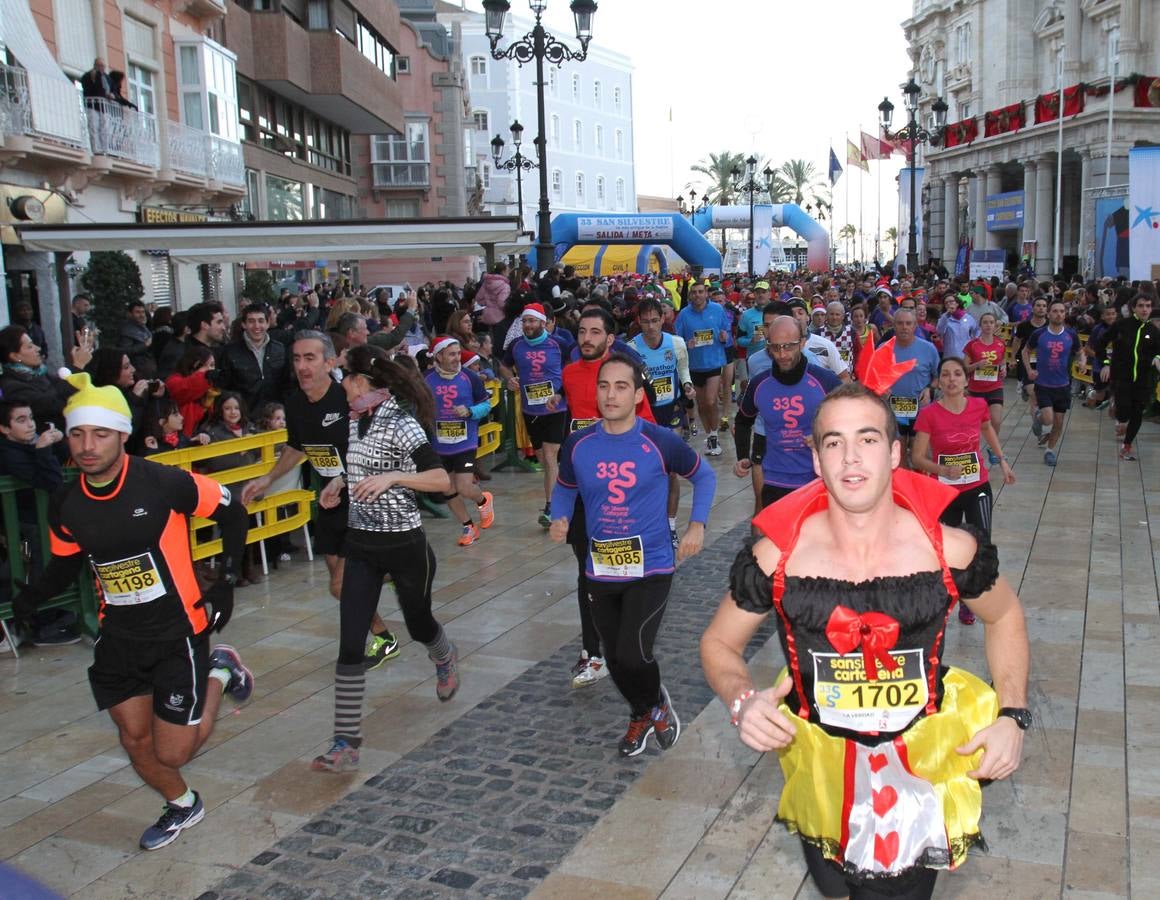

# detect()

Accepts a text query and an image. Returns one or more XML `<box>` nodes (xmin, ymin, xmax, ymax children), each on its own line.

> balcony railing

<box><xmin>0</xmin><ymin>63</ymin><xmax>90</xmax><ymax>151</ymax></box>
<box><xmin>372</xmin><ymin>161</ymin><xmax>430</xmax><ymax>188</ymax></box>
<box><xmin>167</xmin><ymin>121</ymin><xmax>244</xmax><ymax>186</ymax></box>
<box><xmin>208</xmin><ymin>134</ymin><xmax>244</xmax><ymax>186</ymax></box>
<box><xmin>167</xmin><ymin>120</ymin><xmax>209</xmax><ymax>178</ymax></box>
<box><xmin>86</xmin><ymin>97</ymin><xmax>159</xmax><ymax>168</ymax></box>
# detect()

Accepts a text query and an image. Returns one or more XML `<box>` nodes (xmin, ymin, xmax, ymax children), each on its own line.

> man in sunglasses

<box><xmin>733</xmin><ymin>316</ymin><xmax>842</xmax><ymax>509</ymax></box>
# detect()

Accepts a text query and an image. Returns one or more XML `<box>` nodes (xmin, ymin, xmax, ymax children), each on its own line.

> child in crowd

<box><xmin>196</xmin><ymin>392</ymin><xmax>257</xmax><ymax>474</ymax></box>
<box><xmin>254</xmin><ymin>402</ymin><xmax>299</xmax><ymax>564</ymax></box>
<box><xmin>143</xmin><ymin>399</ymin><xmax>210</xmax><ymax>454</ymax></box>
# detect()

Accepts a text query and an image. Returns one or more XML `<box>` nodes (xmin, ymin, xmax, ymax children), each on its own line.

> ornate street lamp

<box><xmin>732</xmin><ymin>156</ymin><xmax>774</xmax><ymax>278</ymax></box>
<box><xmin>491</xmin><ymin>120</ymin><xmax>538</xmax><ymax>232</ymax></box>
<box><xmin>482</xmin><ymin>0</ymin><xmax>598</xmax><ymax>270</ymax></box>
<box><xmin>879</xmin><ymin>78</ymin><xmax>947</xmax><ymax>274</ymax></box>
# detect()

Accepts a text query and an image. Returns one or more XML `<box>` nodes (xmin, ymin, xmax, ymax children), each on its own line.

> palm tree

<box><xmin>838</xmin><ymin>224</ymin><xmax>858</xmax><ymax>264</ymax></box>
<box><xmin>688</xmin><ymin>151</ymin><xmax>747</xmax><ymax>206</ymax></box>
<box><xmin>885</xmin><ymin>226</ymin><xmax>899</xmax><ymax>259</ymax></box>
<box><xmin>778</xmin><ymin>158</ymin><xmax>823</xmax><ymax>206</ymax></box>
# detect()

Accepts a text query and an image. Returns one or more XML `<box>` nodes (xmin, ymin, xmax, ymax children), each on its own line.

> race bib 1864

<box><xmin>812</xmin><ymin>649</ymin><xmax>928</xmax><ymax>732</ymax></box>
<box><xmin>693</xmin><ymin>329</ymin><xmax>714</xmax><ymax>348</ymax></box>
<box><xmin>589</xmin><ymin>535</ymin><xmax>644</xmax><ymax>578</ymax></box>
<box><xmin>435</xmin><ymin>420</ymin><xmax>468</xmax><ymax>445</ymax></box>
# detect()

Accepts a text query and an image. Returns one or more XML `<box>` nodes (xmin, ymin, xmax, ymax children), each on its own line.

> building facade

<box><xmin>356</xmin><ymin>0</ymin><xmax>474</xmax><ymax>288</ymax></box>
<box><xmin>437</xmin><ymin>4</ymin><xmax>636</xmax><ymax>237</ymax></box>
<box><xmin>1</xmin><ymin>0</ymin><xmax>250</xmax><ymax>357</ymax></box>
<box><xmin>904</xmin><ymin>0</ymin><xmax>1158</xmax><ymax>278</ymax></box>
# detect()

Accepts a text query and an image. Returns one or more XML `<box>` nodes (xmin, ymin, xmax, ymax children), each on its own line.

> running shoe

<box><xmin>477</xmin><ymin>491</ymin><xmax>495</xmax><ymax>529</ymax></box>
<box><xmin>364</xmin><ymin>630</ymin><xmax>400</xmax><ymax>670</ymax></box>
<box><xmin>1044</xmin><ymin>449</ymin><xmax>1057</xmax><ymax>467</ymax></box>
<box><xmin>690</xmin><ymin>421</ymin><xmax>699</xmax><ymax>437</ymax></box>
<box><xmin>139</xmin><ymin>792</ymin><xmax>205</xmax><ymax>850</ymax></box>
<box><xmin>718</xmin><ymin>417</ymin><xmax>729</xmax><ymax>432</ymax></box>
<box><xmin>311</xmin><ymin>737</ymin><xmax>360</xmax><ymax>773</ymax></box>
<box><xmin>571</xmin><ymin>654</ymin><xmax>608</xmax><ymax>689</ymax></box>
<box><xmin>1119</xmin><ymin>443</ymin><xmax>1137</xmax><ymax>461</ymax></box>
<box><xmin>680</xmin><ymin>426</ymin><xmax>691</xmax><ymax>442</ymax></box>
<box><xmin>458</xmin><ymin>523</ymin><xmax>480</xmax><ymax>546</ymax></box>
<box><xmin>538</xmin><ymin>505</ymin><xmax>552</xmax><ymax>528</ymax></box>
<box><xmin>1095</xmin><ymin>398</ymin><xmax>1111</xmax><ymax>410</ymax></box>
<box><xmin>1030</xmin><ymin>410</ymin><xmax>1043</xmax><ymax>438</ymax></box>
<box><xmin>208</xmin><ymin>645</ymin><xmax>253</xmax><ymax>703</ymax></box>
<box><xmin>1037</xmin><ymin>433</ymin><xmax>1050</xmax><ymax>447</ymax></box>
<box><xmin>31</xmin><ymin>626</ymin><xmax>82</xmax><ymax>647</ymax></box>
<box><xmin>618</xmin><ymin>713</ymin><xmax>655</xmax><ymax>757</ymax></box>
<box><xmin>434</xmin><ymin>644</ymin><xmax>459</xmax><ymax>701</ymax></box>
<box><xmin>958</xmin><ymin>605</ymin><xmax>976</xmax><ymax>626</ymax></box>
<box><xmin>652</xmin><ymin>685</ymin><xmax>681</xmax><ymax>751</ymax></box>
<box><xmin>705</xmin><ymin>434</ymin><xmax>722</xmax><ymax>457</ymax></box>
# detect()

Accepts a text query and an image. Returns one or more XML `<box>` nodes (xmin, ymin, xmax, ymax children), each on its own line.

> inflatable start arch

<box><xmin>691</xmin><ymin>204</ymin><xmax>830</xmax><ymax>272</ymax></box>
<box><xmin>527</xmin><ymin>213</ymin><xmax>722</xmax><ymax>274</ymax></box>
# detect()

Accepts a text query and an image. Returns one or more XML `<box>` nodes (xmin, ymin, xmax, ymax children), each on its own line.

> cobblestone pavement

<box><xmin>199</xmin><ymin>520</ymin><xmax>768</xmax><ymax>900</ymax></box>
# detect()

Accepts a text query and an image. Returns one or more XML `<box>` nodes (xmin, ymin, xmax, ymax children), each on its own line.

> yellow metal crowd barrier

<box><xmin>146</xmin><ymin>430</ymin><xmax>314</xmax><ymax>561</ymax></box>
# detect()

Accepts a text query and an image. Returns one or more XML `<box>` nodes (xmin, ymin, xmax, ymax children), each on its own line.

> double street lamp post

<box><xmin>878</xmin><ymin>78</ymin><xmax>947</xmax><ymax>275</ymax></box>
<box><xmin>731</xmin><ymin>155</ymin><xmax>774</xmax><ymax>278</ymax></box>
<box><xmin>482</xmin><ymin>0</ymin><xmax>597</xmax><ymax>271</ymax></box>
<box><xmin>490</xmin><ymin>120</ymin><xmax>538</xmax><ymax>232</ymax></box>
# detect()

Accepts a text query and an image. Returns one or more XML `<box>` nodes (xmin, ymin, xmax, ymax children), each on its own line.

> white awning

<box><xmin>15</xmin><ymin>217</ymin><xmax>530</xmax><ymax>262</ymax></box>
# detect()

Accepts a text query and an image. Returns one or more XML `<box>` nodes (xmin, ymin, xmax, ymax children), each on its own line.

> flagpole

<box><xmin>1105</xmin><ymin>31</ymin><xmax>1116</xmax><ymax>186</ymax></box>
<box><xmin>845</xmin><ymin>136</ymin><xmax>851</xmax><ymax>265</ymax></box>
<box><xmin>1053</xmin><ymin>49</ymin><xmax>1064</xmax><ymax>273</ymax></box>
<box><xmin>876</xmin><ymin>150</ymin><xmax>882</xmax><ymax>266</ymax></box>
<box><xmin>858</xmin><ymin>124</ymin><xmax>864</xmax><ymax>267</ymax></box>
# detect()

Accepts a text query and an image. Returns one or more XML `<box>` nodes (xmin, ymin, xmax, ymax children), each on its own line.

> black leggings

<box><xmin>338</xmin><ymin>530</ymin><xmax>438</xmax><ymax>666</ymax></box>
<box><xmin>568</xmin><ymin>497</ymin><xmax>601</xmax><ymax>658</ymax></box>
<box><xmin>939</xmin><ymin>482</ymin><xmax>993</xmax><ymax>540</ymax></box>
<box><xmin>585</xmin><ymin>574</ymin><xmax>673</xmax><ymax>717</ymax></box>
<box><xmin>802</xmin><ymin>842</ymin><xmax>937</xmax><ymax>900</ymax></box>
<box><xmin>1114</xmin><ymin>381</ymin><xmax>1151</xmax><ymax>446</ymax></box>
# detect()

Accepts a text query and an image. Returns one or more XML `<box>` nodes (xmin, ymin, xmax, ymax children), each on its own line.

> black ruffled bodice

<box><xmin>730</xmin><ymin>527</ymin><xmax>999</xmax><ymax>742</ymax></box>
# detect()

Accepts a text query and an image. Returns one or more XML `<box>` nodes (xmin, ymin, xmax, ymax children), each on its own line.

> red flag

<box><xmin>860</xmin><ymin>131</ymin><xmax>891</xmax><ymax>161</ymax></box>
<box><xmin>983</xmin><ymin>102</ymin><xmax>1025</xmax><ymax>137</ymax></box>
<box><xmin>942</xmin><ymin>117</ymin><xmax>978</xmax><ymax>149</ymax></box>
<box><xmin>1135</xmin><ymin>76</ymin><xmax>1160</xmax><ymax>108</ymax></box>
<box><xmin>1034</xmin><ymin>84</ymin><xmax>1085</xmax><ymax>123</ymax></box>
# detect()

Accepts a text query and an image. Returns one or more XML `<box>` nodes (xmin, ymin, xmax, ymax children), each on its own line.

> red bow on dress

<box><xmin>825</xmin><ymin>606</ymin><xmax>903</xmax><ymax>682</ymax></box>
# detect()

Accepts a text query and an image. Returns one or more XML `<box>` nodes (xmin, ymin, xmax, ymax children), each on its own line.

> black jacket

<box><xmin>218</xmin><ymin>337</ymin><xmax>289</xmax><ymax>413</ymax></box>
<box><xmin>1091</xmin><ymin>316</ymin><xmax>1160</xmax><ymax>384</ymax></box>
<box><xmin>0</xmin><ymin>437</ymin><xmax>63</xmax><ymax>522</ymax></box>
<box><xmin>0</xmin><ymin>369</ymin><xmax>74</xmax><ymax>431</ymax></box>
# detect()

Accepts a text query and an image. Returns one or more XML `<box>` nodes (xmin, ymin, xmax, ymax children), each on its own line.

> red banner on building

<box><xmin>1034</xmin><ymin>84</ymin><xmax>1085</xmax><ymax>123</ymax></box>
<box><xmin>983</xmin><ymin>102</ymin><xmax>1026</xmax><ymax>137</ymax></box>
<box><xmin>942</xmin><ymin>117</ymin><xmax>979</xmax><ymax>149</ymax></box>
<box><xmin>1135</xmin><ymin>76</ymin><xmax>1160</xmax><ymax>108</ymax></box>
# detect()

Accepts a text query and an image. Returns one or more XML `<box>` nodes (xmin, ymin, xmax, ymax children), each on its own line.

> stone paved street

<box><xmin>1</xmin><ymin>388</ymin><xmax>1157</xmax><ymax>898</ymax></box>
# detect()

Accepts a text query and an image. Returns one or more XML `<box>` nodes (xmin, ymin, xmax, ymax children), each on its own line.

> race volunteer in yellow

<box><xmin>241</xmin><ymin>330</ymin><xmax>399</xmax><ymax>668</ymax></box>
<box><xmin>13</xmin><ymin>374</ymin><xmax>253</xmax><ymax>851</ymax></box>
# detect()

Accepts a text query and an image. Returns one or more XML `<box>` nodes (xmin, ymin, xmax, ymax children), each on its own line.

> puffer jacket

<box><xmin>475</xmin><ymin>273</ymin><xmax>511</xmax><ymax>326</ymax></box>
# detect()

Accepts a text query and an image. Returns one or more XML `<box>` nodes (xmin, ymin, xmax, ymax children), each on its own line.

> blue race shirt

<box><xmin>568</xmin><ymin>336</ymin><xmax>643</xmax><ymax>365</ymax></box>
<box><xmin>1026</xmin><ymin>325</ymin><xmax>1079</xmax><ymax>388</ymax></box>
<box><xmin>551</xmin><ymin>419</ymin><xmax>716</xmax><ymax>581</ymax></box>
<box><xmin>674</xmin><ymin>301</ymin><xmax>729</xmax><ymax>371</ymax></box>
<box><xmin>503</xmin><ymin>333</ymin><xmax>568</xmax><ymax>416</ymax></box>
<box><xmin>739</xmin><ymin>363</ymin><xmax>841</xmax><ymax>488</ymax></box>
<box><xmin>424</xmin><ymin>367</ymin><xmax>489</xmax><ymax>454</ymax></box>
<box><xmin>630</xmin><ymin>332</ymin><xmax>679</xmax><ymax>408</ymax></box>
<box><xmin>885</xmin><ymin>338</ymin><xmax>941</xmax><ymax>426</ymax></box>
<box><xmin>737</xmin><ymin>306</ymin><xmax>766</xmax><ymax>351</ymax></box>
<box><xmin>550</xmin><ymin>326</ymin><xmax>576</xmax><ymax>356</ymax></box>
<box><xmin>744</xmin><ymin>345</ymin><xmax>820</xmax><ymax>438</ymax></box>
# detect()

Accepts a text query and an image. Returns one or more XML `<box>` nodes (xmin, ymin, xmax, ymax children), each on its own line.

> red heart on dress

<box><xmin>872</xmin><ymin>786</ymin><xmax>898</xmax><ymax>817</ymax></box>
<box><xmin>868</xmin><ymin>753</ymin><xmax>889</xmax><ymax>773</ymax></box>
<box><xmin>874</xmin><ymin>831</ymin><xmax>900</xmax><ymax>868</ymax></box>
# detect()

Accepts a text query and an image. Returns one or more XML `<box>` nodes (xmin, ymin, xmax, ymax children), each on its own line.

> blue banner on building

<box><xmin>985</xmin><ymin>190</ymin><xmax>1024</xmax><ymax>231</ymax></box>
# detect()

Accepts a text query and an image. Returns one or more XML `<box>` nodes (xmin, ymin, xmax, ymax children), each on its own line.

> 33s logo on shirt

<box><xmin>596</xmin><ymin>460</ymin><xmax>637</xmax><ymax>504</ymax></box>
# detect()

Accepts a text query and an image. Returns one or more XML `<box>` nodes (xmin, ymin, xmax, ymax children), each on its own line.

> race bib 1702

<box><xmin>812</xmin><ymin>648</ymin><xmax>928</xmax><ymax>733</ymax></box>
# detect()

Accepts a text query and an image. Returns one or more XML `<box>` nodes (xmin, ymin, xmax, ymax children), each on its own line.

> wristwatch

<box><xmin>997</xmin><ymin>707</ymin><xmax>1032</xmax><ymax>730</ymax></box>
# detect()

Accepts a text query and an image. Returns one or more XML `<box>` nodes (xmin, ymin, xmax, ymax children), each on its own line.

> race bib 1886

<box><xmin>302</xmin><ymin>444</ymin><xmax>344</xmax><ymax>477</ymax></box>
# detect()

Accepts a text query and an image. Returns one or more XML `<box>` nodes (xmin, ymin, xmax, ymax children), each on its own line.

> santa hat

<box><xmin>521</xmin><ymin>303</ymin><xmax>548</xmax><ymax>322</ymax></box>
<box><xmin>430</xmin><ymin>335</ymin><xmax>460</xmax><ymax>356</ymax></box>
<box><xmin>62</xmin><ymin>372</ymin><xmax>132</xmax><ymax>434</ymax></box>
<box><xmin>461</xmin><ymin>350</ymin><xmax>480</xmax><ymax>367</ymax></box>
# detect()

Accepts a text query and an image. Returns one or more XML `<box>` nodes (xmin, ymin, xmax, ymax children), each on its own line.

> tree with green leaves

<box><xmin>241</xmin><ymin>270</ymin><xmax>278</xmax><ymax>305</ymax></box>
<box><xmin>778</xmin><ymin>159</ymin><xmax>825</xmax><ymax>207</ymax></box>
<box><xmin>79</xmin><ymin>251</ymin><xmax>144</xmax><ymax>341</ymax></box>
<box><xmin>885</xmin><ymin>226</ymin><xmax>899</xmax><ymax>259</ymax></box>
<box><xmin>688</xmin><ymin>151</ymin><xmax>746</xmax><ymax>206</ymax></box>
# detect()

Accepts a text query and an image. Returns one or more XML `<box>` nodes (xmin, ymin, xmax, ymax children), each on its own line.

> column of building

<box><xmin>983</xmin><ymin>165</ymin><xmax>1002</xmax><ymax>250</ymax></box>
<box><xmin>943</xmin><ymin>175</ymin><xmax>959</xmax><ymax>271</ymax></box>
<box><xmin>1035</xmin><ymin>153</ymin><xmax>1055</xmax><ymax>275</ymax></box>
<box><xmin>1022</xmin><ymin>158</ymin><xmax>1037</xmax><ymax>267</ymax></box>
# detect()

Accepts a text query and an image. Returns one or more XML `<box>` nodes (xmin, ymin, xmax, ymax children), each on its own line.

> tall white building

<box><xmin>904</xmin><ymin>0</ymin><xmax>1158</xmax><ymax>278</ymax></box>
<box><xmin>437</xmin><ymin>4</ymin><xmax>636</xmax><ymax>235</ymax></box>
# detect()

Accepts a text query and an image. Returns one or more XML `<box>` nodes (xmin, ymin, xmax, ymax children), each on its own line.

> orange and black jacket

<box><xmin>32</xmin><ymin>455</ymin><xmax>246</xmax><ymax>640</ymax></box>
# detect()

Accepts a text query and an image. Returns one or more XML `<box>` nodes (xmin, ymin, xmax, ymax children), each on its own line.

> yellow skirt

<box><xmin>776</xmin><ymin>666</ymin><xmax>998</xmax><ymax>877</ymax></box>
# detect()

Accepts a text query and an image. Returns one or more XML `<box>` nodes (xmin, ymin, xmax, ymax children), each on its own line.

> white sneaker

<box><xmin>705</xmin><ymin>435</ymin><xmax>723</xmax><ymax>457</ymax></box>
<box><xmin>571</xmin><ymin>655</ymin><xmax>609</xmax><ymax>688</ymax></box>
